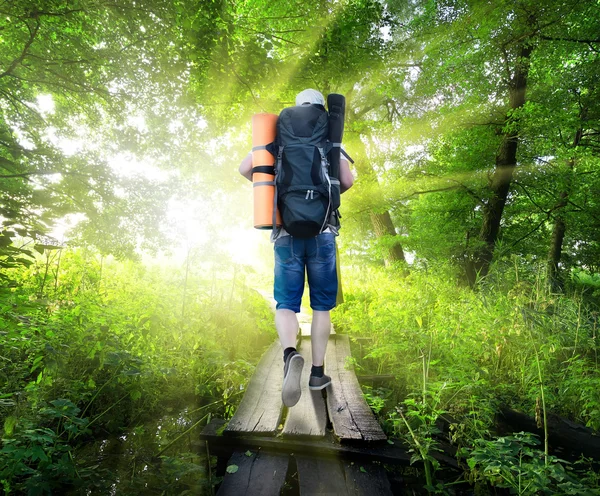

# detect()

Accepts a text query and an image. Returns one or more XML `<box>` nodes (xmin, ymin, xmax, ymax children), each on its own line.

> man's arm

<box><xmin>340</xmin><ymin>158</ymin><xmax>354</xmax><ymax>193</ymax></box>
<box><xmin>239</xmin><ymin>152</ymin><xmax>253</xmax><ymax>181</ymax></box>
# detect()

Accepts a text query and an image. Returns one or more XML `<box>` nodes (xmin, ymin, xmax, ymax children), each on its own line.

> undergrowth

<box><xmin>334</xmin><ymin>259</ymin><xmax>600</xmax><ymax>494</ymax></box>
<box><xmin>0</xmin><ymin>248</ymin><xmax>275</xmax><ymax>494</ymax></box>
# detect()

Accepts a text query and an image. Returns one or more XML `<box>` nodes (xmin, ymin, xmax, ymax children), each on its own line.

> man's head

<box><xmin>295</xmin><ymin>89</ymin><xmax>325</xmax><ymax>107</ymax></box>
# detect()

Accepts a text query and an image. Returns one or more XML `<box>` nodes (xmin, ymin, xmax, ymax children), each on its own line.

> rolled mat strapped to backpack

<box><xmin>326</xmin><ymin>93</ymin><xmax>345</xmax><ymax>184</ymax></box>
<box><xmin>252</xmin><ymin>113</ymin><xmax>282</xmax><ymax>229</ymax></box>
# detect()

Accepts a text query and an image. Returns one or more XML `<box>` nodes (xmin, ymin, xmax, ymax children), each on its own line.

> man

<box><xmin>239</xmin><ymin>89</ymin><xmax>354</xmax><ymax>407</ymax></box>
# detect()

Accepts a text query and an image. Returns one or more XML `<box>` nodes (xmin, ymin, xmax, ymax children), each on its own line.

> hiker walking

<box><xmin>239</xmin><ymin>89</ymin><xmax>354</xmax><ymax>407</ymax></box>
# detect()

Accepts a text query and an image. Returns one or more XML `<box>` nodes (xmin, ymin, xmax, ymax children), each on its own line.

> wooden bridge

<box><xmin>201</xmin><ymin>298</ymin><xmax>600</xmax><ymax>494</ymax></box>
<box><xmin>200</xmin><ymin>307</ymin><xmax>407</xmax><ymax>495</ymax></box>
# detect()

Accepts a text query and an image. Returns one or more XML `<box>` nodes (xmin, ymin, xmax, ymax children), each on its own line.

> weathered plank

<box><xmin>325</xmin><ymin>334</ymin><xmax>387</xmax><ymax>443</ymax></box>
<box><xmin>282</xmin><ymin>339</ymin><xmax>328</xmax><ymax>437</ymax></box>
<box><xmin>296</xmin><ymin>455</ymin><xmax>348</xmax><ymax>494</ymax></box>
<box><xmin>299</xmin><ymin>321</ymin><xmax>335</xmax><ymax>337</ymax></box>
<box><xmin>299</xmin><ymin>322</ymin><xmax>312</xmax><ymax>338</ymax></box>
<box><xmin>217</xmin><ymin>450</ymin><xmax>288</xmax><ymax>496</ymax></box>
<box><xmin>201</xmin><ymin>419</ymin><xmax>459</xmax><ymax>468</ymax></box>
<box><xmin>343</xmin><ymin>461</ymin><xmax>393</xmax><ymax>495</ymax></box>
<box><xmin>296</xmin><ymin>456</ymin><xmax>393</xmax><ymax>495</ymax></box>
<box><xmin>225</xmin><ymin>341</ymin><xmax>283</xmax><ymax>436</ymax></box>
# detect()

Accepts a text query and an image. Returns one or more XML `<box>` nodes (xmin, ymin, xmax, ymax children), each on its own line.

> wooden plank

<box><xmin>201</xmin><ymin>419</ymin><xmax>459</xmax><ymax>468</ymax></box>
<box><xmin>326</xmin><ymin>334</ymin><xmax>387</xmax><ymax>443</ymax></box>
<box><xmin>217</xmin><ymin>450</ymin><xmax>288</xmax><ymax>496</ymax></box>
<box><xmin>225</xmin><ymin>341</ymin><xmax>283</xmax><ymax>436</ymax></box>
<box><xmin>296</xmin><ymin>456</ymin><xmax>393</xmax><ymax>495</ymax></box>
<box><xmin>297</xmin><ymin>311</ymin><xmax>312</xmax><ymax>325</ymax></box>
<box><xmin>282</xmin><ymin>339</ymin><xmax>328</xmax><ymax>437</ymax></box>
<box><xmin>299</xmin><ymin>321</ymin><xmax>335</xmax><ymax>338</ymax></box>
<box><xmin>296</xmin><ymin>455</ymin><xmax>348</xmax><ymax>494</ymax></box>
<box><xmin>299</xmin><ymin>322</ymin><xmax>312</xmax><ymax>337</ymax></box>
<box><xmin>343</xmin><ymin>461</ymin><xmax>393</xmax><ymax>495</ymax></box>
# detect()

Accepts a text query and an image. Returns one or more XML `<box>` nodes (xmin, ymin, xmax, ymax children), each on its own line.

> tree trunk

<box><xmin>370</xmin><ymin>210</ymin><xmax>406</xmax><ymax>266</ymax></box>
<box><xmin>466</xmin><ymin>43</ymin><xmax>533</xmax><ymax>285</ymax></box>
<box><xmin>349</xmin><ymin>132</ymin><xmax>407</xmax><ymax>268</ymax></box>
<box><xmin>547</xmin><ymin>124</ymin><xmax>584</xmax><ymax>290</ymax></box>
<box><xmin>547</xmin><ymin>214</ymin><xmax>566</xmax><ymax>289</ymax></box>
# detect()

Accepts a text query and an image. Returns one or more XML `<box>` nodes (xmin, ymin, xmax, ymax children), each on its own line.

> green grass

<box><xmin>333</xmin><ymin>259</ymin><xmax>600</xmax><ymax>493</ymax></box>
<box><xmin>0</xmin><ymin>248</ymin><xmax>276</xmax><ymax>494</ymax></box>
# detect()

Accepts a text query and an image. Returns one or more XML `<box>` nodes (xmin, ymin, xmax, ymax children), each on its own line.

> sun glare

<box><xmin>109</xmin><ymin>153</ymin><xmax>171</xmax><ymax>181</ymax></box>
<box><xmin>225</xmin><ymin>226</ymin><xmax>270</xmax><ymax>269</ymax></box>
<box><xmin>36</xmin><ymin>94</ymin><xmax>55</xmax><ymax>115</ymax></box>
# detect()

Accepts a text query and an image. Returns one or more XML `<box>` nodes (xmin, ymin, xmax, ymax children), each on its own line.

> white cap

<box><xmin>295</xmin><ymin>88</ymin><xmax>325</xmax><ymax>106</ymax></box>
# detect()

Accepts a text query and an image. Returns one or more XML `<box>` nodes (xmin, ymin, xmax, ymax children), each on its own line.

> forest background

<box><xmin>1</xmin><ymin>0</ymin><xmax>599</xmax><ymax>494</ymax></box>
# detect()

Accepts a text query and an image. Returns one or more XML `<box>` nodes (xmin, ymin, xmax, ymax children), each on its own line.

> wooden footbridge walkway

<box><xmin>201</xmin><ymin>295</ymin><xmax>600</xmax><ymax>494</ymax></box>
<box><xmin>200</xmin><ymin>303</ymin><xmax>405</xmax><ymax>495</ymax></box>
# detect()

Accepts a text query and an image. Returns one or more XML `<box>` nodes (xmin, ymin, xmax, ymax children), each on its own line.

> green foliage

<box><xmin>335</xmin><ymin>261</ymin><xmax>599</xmax><ymax>491</ymax></box>
<box><xmin>390</xmin><ymin>393</ymin><xmax>445</xmax><ymax>493</ymax></box>
<box><xmin>336</xmin><ymin>262</ymin><xmax>600</xmax><ymax>429</ymax></box>
<box><xmin>460</xmin><ymin>432</ymin><xmax>600</xmax><ymax>495</ymax></box>
<box><xmin>0</xmin><ymin>399</ymin><xmax>93</xmax><ymax>495</ymax></box>
<box><xmin>0</xmin><ymin>247</ymin><xmax>275</xmax><ymax>493</ymax></box>
<box><xmin>0</xmin><ymin>1</ymin><xmax>200</xmax><ymax>262</ymax></box>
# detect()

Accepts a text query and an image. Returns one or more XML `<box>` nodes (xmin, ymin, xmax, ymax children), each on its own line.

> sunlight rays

<box><xmin>204</xmin><ymin>1</ymin><xmax>349</xmax><ymax>115</ymax></box>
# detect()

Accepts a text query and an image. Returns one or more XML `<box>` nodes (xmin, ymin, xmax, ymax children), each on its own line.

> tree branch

<box><xmin>0</xmin><ymin>19</ymin><xmax>40</xmax><ymax>78</ymax></box>
<box><xmin>27</xmin><ymin>9</ymin><xmax>84</xmax><ymax>18</ymax></box>
<box><xmin>401</xmin><ymin>185</ymin><xmax>462</xmax><ymax>198</ymax></box>
<box><xmin>230</xmin><ymin>67</ymin><xmax>264</xmax><ymax>111</ymax></box>
<box><xmin>540</xmin><ymin>35</ymin><xmax>600</xmax><ymax>44</ymax></box>
<box><xmin>0</xmin><ymin>171</ymin><xmax>90</xmax><ymax>179</ymax></box>
<box><xmin>445</xmin><ymin>178</ymin><xmax>485</xmax><ymax>204</ymax></box>
<box><xmin>0</xmin><ymin>88</ymin><xmax>44</xmax><ymax>121</ymax></box>
<box><xmin>512</xmin><ymin>180</ymin><xmax>550</xmax><ymax>214</ymax></box>
<box><xmin>243</xmin><ymin>27</ymin><xmax>299</xmax><ymax>46</ymax></box>
<box><xmin>506</xmin><ymin>215</ymin><xmax>549</xmax><ymax>250</ymax></box>
<box><xmin>237</xmin><ymin>14</ymin><xmax>307</xmax><ymax>20</ymax></box>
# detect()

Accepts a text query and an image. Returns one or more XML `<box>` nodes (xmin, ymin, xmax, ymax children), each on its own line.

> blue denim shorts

<box><xmin>274</xmin><ymin>232</ymin><xmax>338</xmax><ymax>313</ymax></box>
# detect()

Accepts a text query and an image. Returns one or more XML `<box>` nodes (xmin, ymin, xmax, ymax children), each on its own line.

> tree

<box><xmin>0</xmin><ymin>1</ymin><xmax>199</xmax><ymax>264</ymax></box>
<box><xmin>378</xmin><ymin>0</ymin><xmax>600</xmax><ymax>282</ymax></box>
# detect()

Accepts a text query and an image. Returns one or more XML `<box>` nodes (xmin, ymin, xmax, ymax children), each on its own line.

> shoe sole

<box><xmin>308</xmin><ymin>379</ymin><xmax>332</xmax><ymax>391</ymax></box>
<box><xmin>282</xmin><ymin>354</ymin><xmax>304</xmax><ymax>407</ymax></box>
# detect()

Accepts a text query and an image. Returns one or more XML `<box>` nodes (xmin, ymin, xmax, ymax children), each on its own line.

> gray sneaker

<box><xmin>282</xmin><ymin>352</ymin><xmax>304</xmax><ymax>407</ymax></box>
<box><xmin>308</xmin><ymin>373</ymin><xmax>331</xmax><ymax>390</ymax></box>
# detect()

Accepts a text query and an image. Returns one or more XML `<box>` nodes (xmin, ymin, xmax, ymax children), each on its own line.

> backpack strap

<box><xmin>318</xmin><ymin>146</ymin><xmax>333</xmax><ymax>234</ymax></box>
<box><xmin>321</xmin><ymin>145</ymin><xmax>342</xmax><ymax>234</ymax></box>
<box><xmin>330</xmin><ymin>142</ymin><xmax>354</xmax><ymax>164</ymax></box>
<box><xmin>252</xmin><ymin>142</ymin><xmax>278</xmax><ymax>155</ymax></box>
<box><xmin>340</xmin><ymin>147</ymin><xmax>354</xmax><ymax>164</ymax></box>
<box><xmin>251</xmin><ymin>142</ymin><xmax>278</xmax><ymax>177</ymax></box>
<box><xmin>270</xmin><ymin>145</ymin><xmax>285</xmax><ymax>242</ymax></box>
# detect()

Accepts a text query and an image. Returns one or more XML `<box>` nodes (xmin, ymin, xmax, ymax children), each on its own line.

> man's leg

<box><xmin>306</xmin><ymin>233</ymin><xmax>337</xmax><ymax>390</ymax></box>
<box><xmin>310</xmin><ymin>310</ymin><xmax>330</xmax><ymax>367</ymax></box>
<box><xmin>275</xmin><ymin>309</ymin><xmax>299</xmax><ymax>350</ymax></box>
<box><xmin>274</xmin><ymin>235</ymin><xmax>306</xmax><ymax>407</ymax></box>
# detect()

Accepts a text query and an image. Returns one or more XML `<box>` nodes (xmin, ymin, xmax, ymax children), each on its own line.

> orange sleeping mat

<box><xmin>252</xmin><ymin>113</ymin><xmax>282</xmax><ymax>229</ymax></box>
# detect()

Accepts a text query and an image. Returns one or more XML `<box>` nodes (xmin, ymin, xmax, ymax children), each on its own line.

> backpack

<box><xmin>271</xmin><ymin>103</ymin><xmax>342</xmax><ymax>239</ymax></box>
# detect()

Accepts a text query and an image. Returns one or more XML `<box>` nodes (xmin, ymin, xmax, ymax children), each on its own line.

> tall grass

<box><xmin>333</xmin><ymin>259</ymin><xmax>600</xmax><ymax>433</ymax></box>
<box><xmin>0</xmin><ymin>248</ymin><xmax>275</xmax><ymax>493</ymax></box>
<box><xmin>334</xmin><ymin>259</ymin><xmax>600</xmax><ymax>492</ymax></box>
